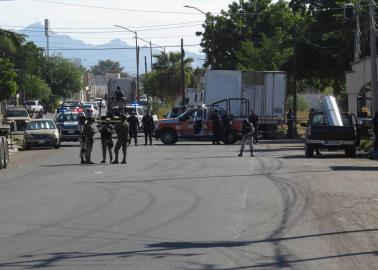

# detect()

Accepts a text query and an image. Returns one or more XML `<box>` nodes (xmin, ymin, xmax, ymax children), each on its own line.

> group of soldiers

<box><xmin>210</xmin><ymin>110</ymin><xmax>259</xmax><ymax>157</ymax></box>
<box><xmin>77</xmin><ymin>111</ymin><xmax>155</xmax><ymax>165</ymax></box>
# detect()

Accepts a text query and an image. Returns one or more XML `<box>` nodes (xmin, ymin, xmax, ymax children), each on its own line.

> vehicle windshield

<box><xmin>57</xmin><ymin>114</ymin><xmax>79</xmax><ymax>122</ymax></box>
<box><xmin>26</xmin><ymin>101</ymin><xmax>36</xmax><ymax>105</ymax></box>
<box><xmin>125</xmin><ymin>107</ymin><xmax>136</xmax><ymax>114</ymax></box>
<box><xmin>5</xmin><ymin>110</ymin><xmax>29</xmax><ymax>117</ymax></box>
<box><xmin>341</xmin><ymin>114</ymin><xmax>353</xmax><ymax>126</ymax></box>
<box><xmin>83</xmin><ymin>104</ymin><xmax>92</xmax><ymax>109</ymax></box>
<box><xmin>27</xmin><ymin>120</ymin><xmax>56</xmax><ymax>130</ymax></box>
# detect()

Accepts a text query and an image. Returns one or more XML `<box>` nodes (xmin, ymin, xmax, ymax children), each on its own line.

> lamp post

<box><xmin>114</xmin><ymin>25</ymin><xmax>139</xmax><ymax>101</ymax></box>
<box><xmin>183</xmin><ymin>5</ymin><xmax>207</xmax><ymax>15</ymax></box>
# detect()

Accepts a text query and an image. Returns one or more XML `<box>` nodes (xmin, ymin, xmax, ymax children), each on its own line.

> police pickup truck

<box><xmin>154</xmin><ymin>99</ymin><xmax>249</xmax><ymax>145</ymax></box>
<box><xmin>305</xmin><ymin>112</ymin><xmax>360</xmax><ymax>157</ymax></box>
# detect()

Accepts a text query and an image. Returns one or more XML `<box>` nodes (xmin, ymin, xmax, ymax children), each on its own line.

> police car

<box><xmin>55</xmin><ymin>111</ymin><xmax>84</xmax><ymax>142</ymax></box>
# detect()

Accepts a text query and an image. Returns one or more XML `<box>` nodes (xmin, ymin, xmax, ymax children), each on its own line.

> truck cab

<box><xmin>154</xmin><ymin>104</ymin><xmax>245</xmax><ymax>145</ymax></box>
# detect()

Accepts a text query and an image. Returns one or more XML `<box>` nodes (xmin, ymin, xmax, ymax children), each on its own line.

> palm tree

<box><xmin>0</xmin><ymin>29</ymin><xmax>24</xmax><ymax>59</ymax></box>
<box><xmin>152</xmin><ymin>52</ymin><xmax>193</xmax><ymax>99</ymax></box>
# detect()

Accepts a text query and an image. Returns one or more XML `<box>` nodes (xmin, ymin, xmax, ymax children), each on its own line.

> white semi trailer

<box><xmin>205</xmin><ymin>70</ymin><xmax>287</xmax><ymax>138</ymax></box>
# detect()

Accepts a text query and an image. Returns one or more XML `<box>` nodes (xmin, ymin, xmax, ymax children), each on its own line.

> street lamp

<box><xmin>183</xmin><ymin>5</ymin><xmax>208</xmax><ymax>15</ymax></box>
<box><xmin>114</xmin><ymin>24</ymin><xmax>139</xmax><ymax>101</ymax></box>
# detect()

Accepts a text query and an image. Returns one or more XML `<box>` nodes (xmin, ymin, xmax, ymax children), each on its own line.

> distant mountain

<box><xmin>21</xmin><ymin>23</ymin><xmax>204</xmax><ymax>75</ymax></box>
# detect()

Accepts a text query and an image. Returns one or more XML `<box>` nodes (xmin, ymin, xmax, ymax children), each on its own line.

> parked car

<box><xmin>56</xmin><ymin>101</ymin><xmax>84</xmax><ymax>114</ymax></box>
<box><xmin>25</xmin><ymin>100</ymin><xmax>44</xmax><ymax>113</ymax></box>
<box><xmin>24</xmin><ymin>119</ymin><xmax>61</xmax><ymax>150</ymax></box>
<box><xmin>125</xmin><ymin>105</ymin><xmax>147</xmax><ymax>128</ymax></box>
<box><xmin>55</xmin><ymin>112</ymin><xmax>83</xmax><ymax>142</ymax></box>
<box><xmin>94</xmin><ymin>98</ymin><xmax>106</xmax><ymax>108</ymax></box>
<box><xmin>3</xmin><ymin>106</ymin><xmax>30</xmax><ymax>132</ymax></box>
<box><xmin>305</xmin><ymin>112</ymin><xmax>360</xmax><ymax>157</ymax></box>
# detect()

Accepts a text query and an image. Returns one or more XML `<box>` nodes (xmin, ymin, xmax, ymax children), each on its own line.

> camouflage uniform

<box><xmin>83</xmin><ymin>118</ymin><xmax>96</xmax><ymax>164</ymax></box>
<box><xmin>113</xmin><ymin>115</ymin><xmax>129</xmax><ymax>164</ymax></box>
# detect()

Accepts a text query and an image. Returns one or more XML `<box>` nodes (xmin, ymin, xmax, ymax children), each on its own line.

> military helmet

<box><xmin>120</xmin><ymin>114</ymin><xmax>127</xmax><ymax>120</ymax></box>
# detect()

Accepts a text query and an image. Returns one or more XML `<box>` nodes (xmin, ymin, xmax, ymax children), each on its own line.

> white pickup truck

<box><xmin>25</xmin><ymin>100</ymin><xmax>44</xmax><ymax>113</ymax></box>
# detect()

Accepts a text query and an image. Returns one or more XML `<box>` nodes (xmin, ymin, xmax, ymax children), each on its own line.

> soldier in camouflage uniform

<box><xmin>112</xmin><ymin>114</ymin><xmax>129</xmax><ymax>164</ymax></box>
<box><xmin>83</xmin><ymin>116</ymin><xmax>96</xmax><ymax>164</ymax></box>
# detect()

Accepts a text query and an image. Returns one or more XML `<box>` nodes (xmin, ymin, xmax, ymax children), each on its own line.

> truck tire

<box><xmin>161</xmin><ymin>129</ymin><xmax>177</xmax><ymax>145</ymax></box>
<box><xmin>345</xmin><ymin>146</ymin><xmax>356</xmax><ymax>158</ymax></box>
<box><xmin>0</xmin><ymin>138</ymin><xmax>4</xmax><ymax>170</ymax></box>
<box><xmin>3</xmin><ymin>137</ymin><xmax>8</xmax><ymax>168</ymax></box>
<box><xmin>305</xmin><ymin>144</ymin><xmax>314</xmax><ymax>158</ymax></box>
<box><xmin>223</xmin><ymin>132</ymin><xmax>238</xmax><ymax>144</ymax></box>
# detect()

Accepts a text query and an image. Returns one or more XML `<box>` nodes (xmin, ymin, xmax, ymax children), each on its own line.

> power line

<box><xmin>32</xmin><ymin>0</ymin><xmax>204</xmax><ymax>15</ymax></box>
<box><xmin>49</xmin><ymin>44</ymin><xmax>200</xmax><ymax>50</ymax></box>
<box><xmin>0</xmin><ymin>21</ymin><xmax>204</xmax><ymax>30</ymax></box>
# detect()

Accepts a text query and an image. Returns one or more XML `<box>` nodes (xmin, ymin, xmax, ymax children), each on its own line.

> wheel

<box><xmin>0</xmin><ymin>138</ymin><xmax>4</xmax><ymax>170</ymax></box>
<box><xmin>345</xmin><ymin>146</ymin><xmax>356</xmax><ymax>157</ymax></box>
<box><xmin>305</xmin><ymin>144</ymin><xmax>314</xmax><ymax>158</ymax></box>
<box><xmin>223</xmin><ymin>132</ymin><xmax>238</xmax><ymax>144</ymax></box>
<box><xmin>161</xmin><ymin>130</ymin><xmax>177</xmax><ymax>145</ymax></box>
<box><xmin>2</xmin><ymin>137</ymin><xmax>8</xmax><ymax>168</ymax></box>
<box><xmin>54</xmin><ymin>140</ymin><xmax>61</xmax><ymax>149</ymax></box>
<box><xmin>23</xmin><ymin>140</ymin><xmax>29</xmax><ymax>151</ymax></box>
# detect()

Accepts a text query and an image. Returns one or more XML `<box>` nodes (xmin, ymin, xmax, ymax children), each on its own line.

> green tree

<box><xmin>90</xmin><ymin>59</ymin><xmax>123</xmax><ymax>74</ymax></box>
<box><xmin>24</xmin><ymin>74</ymin><xmax>52</xmax><ymax>101</ymax></box>
<box><xmin>0</xmin><ymin>58</ymin><xmax>18</xmax><ymax>101</ymax></box>
<box><xmin>0</xmin><ymin>29</ymin><xmax>24</xmax><ymax>60</ymax></box>
<box><xmin>144</xmin><ymin>52</ymin><xmax>193</xmax><ymax>100</ymax></box>
<box><xmin>43</xmin><ymin>56</ymin><xmax>83</xmax><ymax>98</ymax></box>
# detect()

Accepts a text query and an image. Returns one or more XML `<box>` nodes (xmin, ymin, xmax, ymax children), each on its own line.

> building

<box><xmin>346</xmin><ymin>56</ymin><xmax>375</xmax><ymax>116</ymax></box>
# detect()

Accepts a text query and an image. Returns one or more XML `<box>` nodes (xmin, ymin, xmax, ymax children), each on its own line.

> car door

<box><xmin>181</xmin><ymin>109</ymin><xmax>196</xmax><ymax>137</ymax></box>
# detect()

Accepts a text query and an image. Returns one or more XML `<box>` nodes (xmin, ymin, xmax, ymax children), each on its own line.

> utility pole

<box><xmin>144</xmin><ymin>56</ymin><xmax>147</xmax><ymax>74</ymax></box>
<box><xmin>114</xmin><ymin>25</ymin><xmax>139</xmax><ymax>101</ymax></box>
<box><xmin>370</xmin><ymin>0</ymin><xmax>378</xmax><ymax>116</ymax></box>
<box><xmin>44</xmin><ymin>19</ymin><xmax>50</xmax><ymax>58</ymax></box>
<box><xmin>150</xmin><ymin>41</ymin><xmax>153</xmax><ymax>71</ymax></box>
<box><xmin>181</xmin><ymin>38</ymin><xmax>185</xmax><ymax>107</ymax></box>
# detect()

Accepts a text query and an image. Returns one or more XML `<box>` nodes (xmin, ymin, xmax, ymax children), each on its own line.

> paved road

<box><xmin>0</xmin><ymin>138</ymin><xmax>378</xmax><ymax>269</ymax></box>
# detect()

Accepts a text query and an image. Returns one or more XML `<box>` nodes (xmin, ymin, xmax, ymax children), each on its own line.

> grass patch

<box><xmin>359</xmin><ymin>139</ymin><xmax>373</xmax><ymax>152</ymax></box>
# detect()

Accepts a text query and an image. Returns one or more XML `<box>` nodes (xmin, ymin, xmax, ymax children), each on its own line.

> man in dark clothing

<box><xmin>142</xmin><ymin>111</ymin><xmax>155</xmax><ymax>145</ymax></box>
<box><xmin>127</xmin><ymin>112</ymin><xmax>140</xmax><ymax>146</ymax></box>
<box><xmin>308</xmin><ymin>108</ymin><xmax>321</xmax><ymax>155</ymax></box>
<box><xmin>287</xmin><ymin>108</ymin><xmax>295</xmax><ymax>139</ymax></box>
<box><xmin>211</xmin><ymin>110</ymin><xmax>223</xmax><ymax>145</ymax></box>
<box><xmin>373</xmin><ymin>112</ymin><xmax>378</xmax><ymax>149</ymax></box>
<box><xmin>112</xmin><ymin>114</ymin><xmax>129</xmax><ymax>164</ymax></box>
<box><xmin>222</xmin><ymin>112</ymin><xmax>231</xmax><ymax>143</ymax></box>
<box><xmin>249</xmin><ymin>110</ymin><xmax>259</xmax><ymax>144</ymax></box>
<box><xmin>100</xmin><ymin>118</ymin><xmax>114</xmax><ymax>163</ymax></box>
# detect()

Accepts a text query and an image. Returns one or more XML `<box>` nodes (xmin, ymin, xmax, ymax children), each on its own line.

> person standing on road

<box><xmin>238</xmin><ymin>118</ymin><xmax>255</xmax><ymax>157</ymax></box>
<box><xmin>112</xmin><ymin>114</ymin><xmax>129</xmax><ymax>164</ymax></box>
<box><xmin>100</xmin><ymin>118</ymin><xmax>114</xmax><ymax>163</ymax></box>
<box><xmin>142</xmin><ymin>110</ymin><xmax>155</xmax><ymax>145</ymax></box>
<box><xmin>222</xmin><ymin>112</ymin><xmax>231</xmax><ymax>143</ymax></box>
<box><xmin>83</xmin><ymin>116</ymin><xmax>96</xmax><ymax>164</ymax></box>
<box><xmin>308</xmin><ymin>108</ymin><xmax>321</xmax><ymax>155</ymax></box>
<box><xmin>249</xmin><ymin>110</ymin><xmax>259</xmax><ymax>144</ymax></box>
<box><xmin>373</xmin><ymin>112</ymin><xmax>378</xmax><ymax>149</ymax></box>
<box><xmin>78</xmin><ymin>115</ymin><xmax>87</xmax><ymax>164</ymax></box>
<box><xmin>127</xmin><ymin>111</ymin><xmax>140</xmax><ymax>146</ymax></box>
<box><xmin>211</xmin><ymin>110</ymin><xmax>223</xmax><ymax>145</ymax></box>
<box><xmin>287</xmin><ymin>108</ymin><xmax>295</xmax><ymax>139</ymax></box>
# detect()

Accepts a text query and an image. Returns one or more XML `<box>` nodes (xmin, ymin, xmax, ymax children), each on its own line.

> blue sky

<box><xmin>0</xmin><ymin>0</ymin><xmax>235</xmax><ymax>54</ymax></box>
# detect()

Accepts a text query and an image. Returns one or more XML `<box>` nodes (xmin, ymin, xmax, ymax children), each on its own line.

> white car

<box><xmin>83</xmin><ymin>103</ymin><xmax>100</xmax><ymax>117</ymax></box>
<box><xmin>25</xmin><ymin>100</ymin><xmax>44</xmax><ymax>113</ymax></box>
<box><xmin>24</xmin><ymin>119</ymin><xmax>60</xmax><ymax>150</ymax></box>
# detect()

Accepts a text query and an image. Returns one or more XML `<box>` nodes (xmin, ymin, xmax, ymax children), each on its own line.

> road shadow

<box><xmin>281</xmin><ymin>153</ymin><xmax>367</xmax><ymax>159</ymax></box>
<box><xmin>2</xmin><ymin>228</ymin><xmax>377</xmax><ymax>269</ymax></box>
<box><xmin>330</xmin><ymin>166</ymin><xmax>378</xmax><ymax>171</ymax></box>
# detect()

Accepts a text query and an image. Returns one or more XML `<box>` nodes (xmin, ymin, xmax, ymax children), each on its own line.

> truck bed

<box><xmin>308</xmin><ymin>125</ymin><xmax>356</xmax><ymax>141</ymax></box>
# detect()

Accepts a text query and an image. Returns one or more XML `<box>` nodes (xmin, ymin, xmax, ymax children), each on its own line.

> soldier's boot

<box><xmin>112</xmin><ymin>153</ymin><xmax>119</xmax><ymax>164</ymax></box>
<box><xmin>81</xmin><ymin>158</ymin><xmax>86</xmax><ymax>164</ymax></box>
<box><xmin>250</xmin><ymin>150</ymin><xmax>254</xmax><ymax>157</ymax></box>
<box><xmin>121</xmin><ymin>159</ymin><xmax>126</xmax><ymax>164</ymax></box>
<box><xmin>238</xmin><ymin>150</ymin><xmax>243</xmax><ymax>157</ymax></box>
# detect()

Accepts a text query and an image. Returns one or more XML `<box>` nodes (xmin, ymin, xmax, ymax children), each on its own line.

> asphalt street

<box><xmin>0</xmin><ymin>138</ymin><xmax>378</xmax><ymax>269</ymax></box>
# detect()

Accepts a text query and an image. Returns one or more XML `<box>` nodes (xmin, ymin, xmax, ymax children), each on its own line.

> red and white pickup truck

<box><xmin>154</xmin><ymin>103</ymin><xmax>247</xmax><ymax>145</ymax></box>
